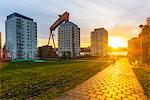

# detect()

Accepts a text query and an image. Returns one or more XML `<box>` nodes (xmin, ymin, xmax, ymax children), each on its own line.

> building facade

<box><xmin>91</xmin><ymin>28</ymin><xmax>108</xmax><ymax>56</ymax></box>
<box><xmin>58</xmin><ymin>22</ymin><xmax>80</xmax><ymax>58</ymax></box>
<box><xmin>128</xmin><ymin>37</ymin><xmax>141</xmax><ymax>64</ymax></box>
<box><xmin>5</xmin><ymin>13</ymin><xmax>37</xmax><ymax>60</ymax></box>
<box><xmin>139</xmin><ymin>25</ymin><xmax>150</xmax><ymax>63</ymax></box>
<box><xmin>128</xmin><ymin>17</ymin><xmax>150</xmax><ymax>65</ymax></box>
<box><xmin>38</xmin><ymin>46</ymin><xmax>57</xmax><ymax>59</ymax></box>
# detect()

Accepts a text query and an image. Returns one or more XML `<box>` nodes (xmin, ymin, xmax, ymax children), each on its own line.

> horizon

<box><xmin>0</xmin><ymin>0</ymin><xmax>150</xmax><ymax>48</ymax></box>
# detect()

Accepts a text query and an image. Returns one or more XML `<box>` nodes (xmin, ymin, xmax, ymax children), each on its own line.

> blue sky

<box><xmin>0</xmin><ymin>0</ymin><xmax>150</xmax><ymax>47</ymax></box>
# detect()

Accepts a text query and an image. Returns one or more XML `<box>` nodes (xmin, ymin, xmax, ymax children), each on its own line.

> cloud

<box><xmin>0</xmin><ymin>0</ymin><xmax>150</xmax><ymax>47</ymax></box>
<box><xmin>109</xmin><ymin>23</ymin><xmax>140</xmax><ymax>41</ymax></box>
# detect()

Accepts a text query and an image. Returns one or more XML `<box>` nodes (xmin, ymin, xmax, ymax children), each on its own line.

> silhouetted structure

<box><xmin>128</xmin><ymin>38</ymin><xmax>140</xmax><ymax>64</ymax></box>
<box><xmin>128</xmin><ymin>17</ymin><xmax>150</xmax><ymax>65</ymax></box>
<box><xmin>38</xmin><ymin>46</ymin><xmax>57</xmax><ymax>59</ymax></box>
<box><xmin>139</xmin><ymin>25</ymin><xmax>150</xmax><ymax>64</ymax></box>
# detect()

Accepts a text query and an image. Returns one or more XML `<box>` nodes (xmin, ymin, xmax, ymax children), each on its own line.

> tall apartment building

<box><xmin>91</xmin><ymin>28</ymin><xmax>108</xmax><ymax>56</ymax></box>
<box><xmin>5</xmin><ymin>13</ymin><xmax>37</xmax><ymax>60</ymax></box>
<box><xmin>58</xmin><ymin>22</ymin><xmax>80</xmax><ymax>58</ymax></box>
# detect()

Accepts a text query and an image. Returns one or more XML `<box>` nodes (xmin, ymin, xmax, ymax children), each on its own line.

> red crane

<box><xmin>48</xmin><ymin>12</ymin><xmax>69</xmax><ymax>48</ymax></box>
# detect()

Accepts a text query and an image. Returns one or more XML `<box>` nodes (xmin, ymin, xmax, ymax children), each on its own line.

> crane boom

<box><xmin>50</xmin><ymin>12</ymin><xmax>69</xmax><ymax>31</ymax></box>
<box><xmin>48</xmin><ymin>12</ymin><xmax>69</xmax><ymax>47</ymax></box>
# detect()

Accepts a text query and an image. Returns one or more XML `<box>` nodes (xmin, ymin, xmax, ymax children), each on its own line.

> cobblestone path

<box><xmin>57</xmin><ymin>58</ymin><xmax>147</xmax><ymax>100</ymax></box>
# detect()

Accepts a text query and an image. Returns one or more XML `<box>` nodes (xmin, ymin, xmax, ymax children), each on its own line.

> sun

<box><xmin>109</xmin><ymin>36</ymin><xmax>126</xmax><ymax>48</ymax></box>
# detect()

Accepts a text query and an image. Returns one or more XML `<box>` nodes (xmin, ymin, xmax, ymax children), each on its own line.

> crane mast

<box><xmin>48</xmin><ymin>12</ymin><xmax>69</xmax><ymax>47</ymax></box>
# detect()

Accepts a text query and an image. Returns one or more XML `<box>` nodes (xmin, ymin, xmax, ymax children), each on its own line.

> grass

<box><xmin>0</xmin><ymin>59</ymin><xmax>111</xmax><ymax>99</ymax></box>
<box><xmin>133</xmin><ymin>67</ymin><xmax>150</xmax><ymax>99</ymax></box>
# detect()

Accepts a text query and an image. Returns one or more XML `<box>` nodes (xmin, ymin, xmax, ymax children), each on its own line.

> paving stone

<box><xmin>56</xmin><ymin>58</ymin><xmax>148</xmax><ymax>100</ymax></box>
<box><xmin>127</xmin><ymin>95</ymin><xmax>137</xmax><ymax>100</ymax></box>
<box><xmin>117</xmin><ymin>93</ymin><xmax>127</xmax><ymax>98</ymax></box>
<box><xmin>95</xmin><ymin>91</ymin><xmax>103</xmax><ymax>95</ymax></box>
<box><xmin>112</xmin><ymin>95</ymin><xmax>121</xmax><ymax>100</ymax></box>
<box><xmin>96</xmin><ymin>95</ymin><xmax>106</xmax><ymax>100</ymax></box>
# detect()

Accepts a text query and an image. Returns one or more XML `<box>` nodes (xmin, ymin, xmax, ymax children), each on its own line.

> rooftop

<box><xmin>91</xmin><ymin>28</ymin><xmax>108</xmax><ymax>33</ymax></box>
<box><xmin>60</xmin><ymin>21</ymin><xmax>78</xmax><ymax>27</ymax></box>
<box><xmin>7</xmin><ymin>13</ymin><xmax>33</xmax><ymax>21</ymax></box>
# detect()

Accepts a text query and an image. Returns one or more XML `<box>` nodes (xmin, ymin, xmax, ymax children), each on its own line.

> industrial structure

<box><xmin>58</xmin><ymin>22</ymin><xmax>80</xmax><ymax>58</ymax></box>
<box><xmin>48</xmin><ymin>12</ymin><xmax>69</xmax><ymax>48</ymax></box>
<box><xmin>91</xmin><ymin>28</ymin><xmax>108</xmax><ymax>56</ymax></box>
<box><xmin>5</xmin><ymin>13</ymin><xmax>37</xmax><ymax>60</ymax></box>
<box><xmin>38</xmin><ymin>12</ymin><xmax>70</xmax><ymax>59</ymax></box>
<box><xmin>40</xmin><ymin>12</ymin><xmax>80</xmax><ymax>59</ymax></box>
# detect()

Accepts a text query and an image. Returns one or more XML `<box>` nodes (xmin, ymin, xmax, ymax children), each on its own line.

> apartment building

<box><xmin>5</xmin><ymin>13</ymin><xmax>37</xmax><ymax>60</ymax></box>
<box><xmin>58</xmin><ymin>22</ymin><xmax>80</xmax><ymax>58</ymax></box>
<box><xmin>91</xmin><ymin>28</ymin><xmax>108</xmax><ymax>56</ymax></box>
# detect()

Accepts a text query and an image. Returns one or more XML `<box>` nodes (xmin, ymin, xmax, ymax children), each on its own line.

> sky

<box><xmin>0</xmin><ymin>0</ymin><xmax>150</xmax><ymax>47</ymax></box>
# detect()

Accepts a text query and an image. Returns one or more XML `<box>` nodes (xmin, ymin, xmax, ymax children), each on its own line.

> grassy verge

<box><xmin>133</xmin><ymin>67</ymin><xmax>150</xmax><ymax>99</ymax></box>
<box><xmin>0</xmin><ymin>62</ymin><xmax>9</xmax><ymax>69</ymax></box>
<box><xmin>0</xmin><ymin>60</ymin><xmax>111</xmax><ymax>99</ymax></box>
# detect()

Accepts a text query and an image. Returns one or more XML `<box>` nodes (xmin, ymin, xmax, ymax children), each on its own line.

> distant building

<box><xmin>128</xmin><ymin>37</ymin><xmax>141</xmax><ymax>64</ymax></box>
<box><xmin>146</xmin><ymin>17</ymin><xmax>150</xmax><ymax>25</ymax></box>
<box><xmin>58</xmin><ymin>22</ymin><xmax>80</xmax><ymax>58</ymax></box>
<box><xmin>5</xmin><ymin>13</ymin><xmax>37</xmax><ymax>60</ymax></box>
<box><xmin>80</xmin><ymin>47</ymin><xmax>91</xmax><ymax>57</ymax></box>
<box><xmin>139</xmin><ymin>24</ymin><xmax>150</xmax><ymax>63</ymax></box>
<box><xmin>38</xmin><ymin>46</ymin><xmax>57</xmax><ymax>59</ymax></box>
<box><xmin>91</xmin><ymin>28</ymin><xmax>108</xmax><ymax>56</ymax></box>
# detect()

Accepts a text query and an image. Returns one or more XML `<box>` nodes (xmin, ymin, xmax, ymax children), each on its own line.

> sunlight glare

<box><xmin>109</xmin><ymin>36</ymin><xmax>126</xmax><ymax>48</ymax></box>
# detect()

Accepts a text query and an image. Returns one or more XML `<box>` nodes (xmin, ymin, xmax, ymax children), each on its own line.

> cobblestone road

<box><xmin>57</xmin><ymin>58</ymin><xmax>147</xmax><ymax>100</ymax></box>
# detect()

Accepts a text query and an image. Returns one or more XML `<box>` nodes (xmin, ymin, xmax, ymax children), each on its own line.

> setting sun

<box><xmin>109</xmin><ymin>36</ymin><xmax>127</xmax><ymax>48</ymax></box>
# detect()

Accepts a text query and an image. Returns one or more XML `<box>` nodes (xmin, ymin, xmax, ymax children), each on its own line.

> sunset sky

<box><xmin>0</xmin><ymin>0</ymin><xmax>150</xmax><ymax>48</ymax></box>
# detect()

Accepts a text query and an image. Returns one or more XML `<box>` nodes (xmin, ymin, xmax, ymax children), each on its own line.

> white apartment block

<box><xmin>58</xmin><ymin>22</ymin><xmax>80</xmax><ymax>58</ymax></box>
<box><xmin>91</xmin><ymin>28</ymin><xmax>108</xmax><ymax>56</ymax></box>
<box><xmin>5</xmin><ymin>13</ymin><xmax>37</xmax><ymax>60</ymax></box>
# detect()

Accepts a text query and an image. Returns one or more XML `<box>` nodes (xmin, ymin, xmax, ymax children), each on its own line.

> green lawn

<box><xmin>133</xmin><ymin>67</ymin><xmax>150</xmax><ymax>99</ymax></box>
<box><xmin>0</xmin><ymin>60</ymin><xmax>111</xmax><ymax>99</ymax></box>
